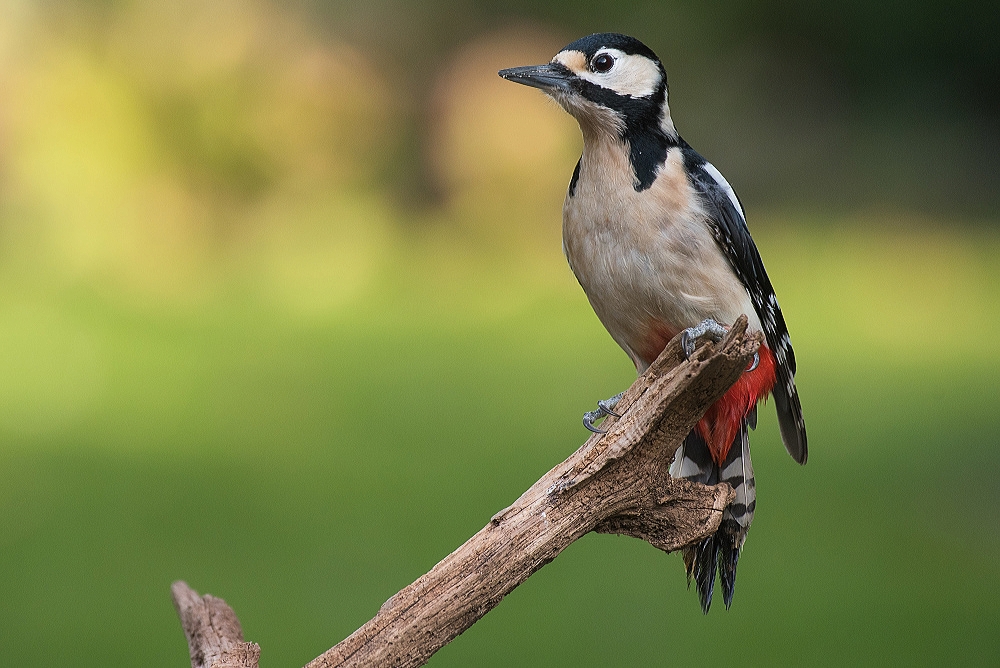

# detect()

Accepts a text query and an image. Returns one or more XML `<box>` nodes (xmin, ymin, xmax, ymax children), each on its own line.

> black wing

<box><xmin>680</xmin><ymin>142</ymin><xmax>807</xmax><ymax>464</ymax></box>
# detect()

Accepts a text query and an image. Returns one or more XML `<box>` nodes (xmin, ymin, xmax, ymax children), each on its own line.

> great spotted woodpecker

<box><xmin>500</xmin><ymin>33</ymin><xmax>807</xmax><ymax>613</ymax></box>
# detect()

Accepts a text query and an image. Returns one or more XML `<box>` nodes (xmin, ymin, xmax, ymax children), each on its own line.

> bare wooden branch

<box><xmin>171</xmin><ymin>317</ymin><xmax>760</xmax><ymax>668</ymax></box>
<box><xmin>172</xmin><ymin>581</ymin><xmax>260</xmax><ymax>668</ymax></box>
<box><xmin>307</xmin><ymin>317</ymin><xmax>759</xmax><ymax>668</ymax></box>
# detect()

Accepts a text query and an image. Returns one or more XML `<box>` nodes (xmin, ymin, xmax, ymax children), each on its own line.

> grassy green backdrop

<box><xmin>3</xmin><ymin>223</ymin><xmax>999</xmax><ymax>666</ymax></box>
<box><xmin>1</xmin><ymin>1</ymin><xmax>999</xmax><ymax>666</ymax></box>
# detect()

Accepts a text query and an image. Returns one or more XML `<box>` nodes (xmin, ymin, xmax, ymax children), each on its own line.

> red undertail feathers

<box><xmin>696</xmin><ymin>344</ymin><xmax>776</xmax><ymax>465</ymax></box>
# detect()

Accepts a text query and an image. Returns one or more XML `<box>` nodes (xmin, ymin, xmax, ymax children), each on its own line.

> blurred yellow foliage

<box><xmin>0</xmin><ymin>1</ymin><xmax>997</xmax><ymax>355</ymax></box>
<box><xmin>0</xmin><ymin>0</ymin><xmax>399</xmax><ymax>305</ymax></box>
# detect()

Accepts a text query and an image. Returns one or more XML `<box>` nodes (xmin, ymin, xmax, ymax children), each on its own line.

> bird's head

<box><xmin>499</xmin><ymin>33</ymin><xmax>676</xmax><ymax>141</ymax></box>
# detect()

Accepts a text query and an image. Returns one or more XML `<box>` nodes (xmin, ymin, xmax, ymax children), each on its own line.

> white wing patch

<box><xmin>701</xmin><ymin>161</ymin><xmax>745</xmax><ymax>223</ymax></box>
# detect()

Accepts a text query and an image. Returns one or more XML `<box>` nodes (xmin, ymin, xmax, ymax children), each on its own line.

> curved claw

<box><xmin>680</xmin><ymin>331</ymin><xmax>697</xmax><ymax>360</ymax></box>
<box><xmin>583</xmin><ymin>411</ymin><xmax>607</xmax><ymax>434</ymax></box>
<box><xmin>597</xmin><ymin>398</ymin><xmax>622</xmax><ymax>418</ymax></box>
<box><xmin>582</xmin><ymin>391</ymin><xmax>625</xmax><ymax>433</ymax></box>
<box><xmin>746</xmin><ymin>351</ymin><xmax>759</xmax><ymax>372</ymax></box>
<box><xmin>681</xmin><ymin>319</ymin><xmax>728</xmax><ymax>360</ymax></box>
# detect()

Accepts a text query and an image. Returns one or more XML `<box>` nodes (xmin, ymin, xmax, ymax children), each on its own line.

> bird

<box><xmin>499</xmin><ymin>33</ymin><xmax>807</xmax><ymax>613</ymax></box>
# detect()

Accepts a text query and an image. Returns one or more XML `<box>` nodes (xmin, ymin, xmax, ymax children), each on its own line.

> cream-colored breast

<box><xmin>563</xmin><ymin>138</ymin><xmax>761</xmax><ymax>371</ymax></box>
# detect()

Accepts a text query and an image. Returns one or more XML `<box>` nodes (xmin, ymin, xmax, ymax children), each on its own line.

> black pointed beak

<box><xmin>498</xmin><ymin>63</ymin><xmax>574</xmax><ymax>92</ymax></box>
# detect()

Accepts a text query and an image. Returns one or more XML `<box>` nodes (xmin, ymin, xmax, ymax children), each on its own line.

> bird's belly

<box><xmin>563</xmin><ymin>208</ymin><xmax>760</xmax><ymax>371</ymax></box>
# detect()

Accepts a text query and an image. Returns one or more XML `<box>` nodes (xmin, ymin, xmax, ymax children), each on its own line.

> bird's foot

<box><xmin>583</xmin><ymin>391</ymin><xmax>624</xmax><ymax>433</ymax></box>
<box><xmin>681</xmin><ymin>319</ymin><xmax>728</xmax><ymax>359</ymax></box>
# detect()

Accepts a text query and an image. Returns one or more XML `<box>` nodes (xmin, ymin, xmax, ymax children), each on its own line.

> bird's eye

<box><xmin>592</xmin><ymin>53</ymin><xmax>615</xmax><ymax>73</ymax></box>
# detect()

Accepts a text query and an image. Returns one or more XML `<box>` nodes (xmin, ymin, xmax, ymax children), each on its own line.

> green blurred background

<box><xmin>1</xmin><ymin>1</ymin><xmax>998</xmax><ymax>665</ymax></box>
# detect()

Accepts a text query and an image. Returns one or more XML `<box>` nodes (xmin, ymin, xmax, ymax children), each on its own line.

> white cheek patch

<box><xmin>701</xmin><ymin>161</ymin><xmax>746</xmax><ymax>222</ymax></box>
<box><xmin>554</xmin><ymin>48</ymin><xmax>662</xmax><ymax>98</ymax></box>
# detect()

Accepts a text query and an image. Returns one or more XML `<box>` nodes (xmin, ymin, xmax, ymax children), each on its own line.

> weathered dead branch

<box><xmin>173</xmin><ymin>317</ymin><xmax>760</xmax><ymax>668</ymax></box>
<box><xmin>172</xmin><ymin>581</ymin><xmax>260</xmax><ymax>668</ymax></box>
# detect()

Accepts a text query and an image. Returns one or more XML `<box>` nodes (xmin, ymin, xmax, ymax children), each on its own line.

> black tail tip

<box><xmin>719</xmin><ymin>540</ymin><xmax>741</xmax><ymax>609</ymax></box>
<box><xmin>691</xmin><ymin>535</ymin><xmax>718</xmax><ymax>614</ymax></box>
<box><xmin>686</xmin><ymin>532</ymin><xmax>742</xmax><ymax>613</ymax></box>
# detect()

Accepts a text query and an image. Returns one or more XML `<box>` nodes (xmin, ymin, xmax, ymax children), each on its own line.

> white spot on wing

<box><xmin>701</xmin><ymin>161</ymin><xmax>745</xmax><ymax>222</ymax></box>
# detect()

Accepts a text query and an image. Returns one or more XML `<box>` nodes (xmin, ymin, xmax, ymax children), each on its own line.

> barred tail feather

<box><xmin>671</xmin><ymin>418</ymin><xmax>755</xmax><ymax>612</ymax></box>
<box><xmin>718</xmin><ymin>418</ymin><xmax>755</xmax><ymax>608</ymax></box>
